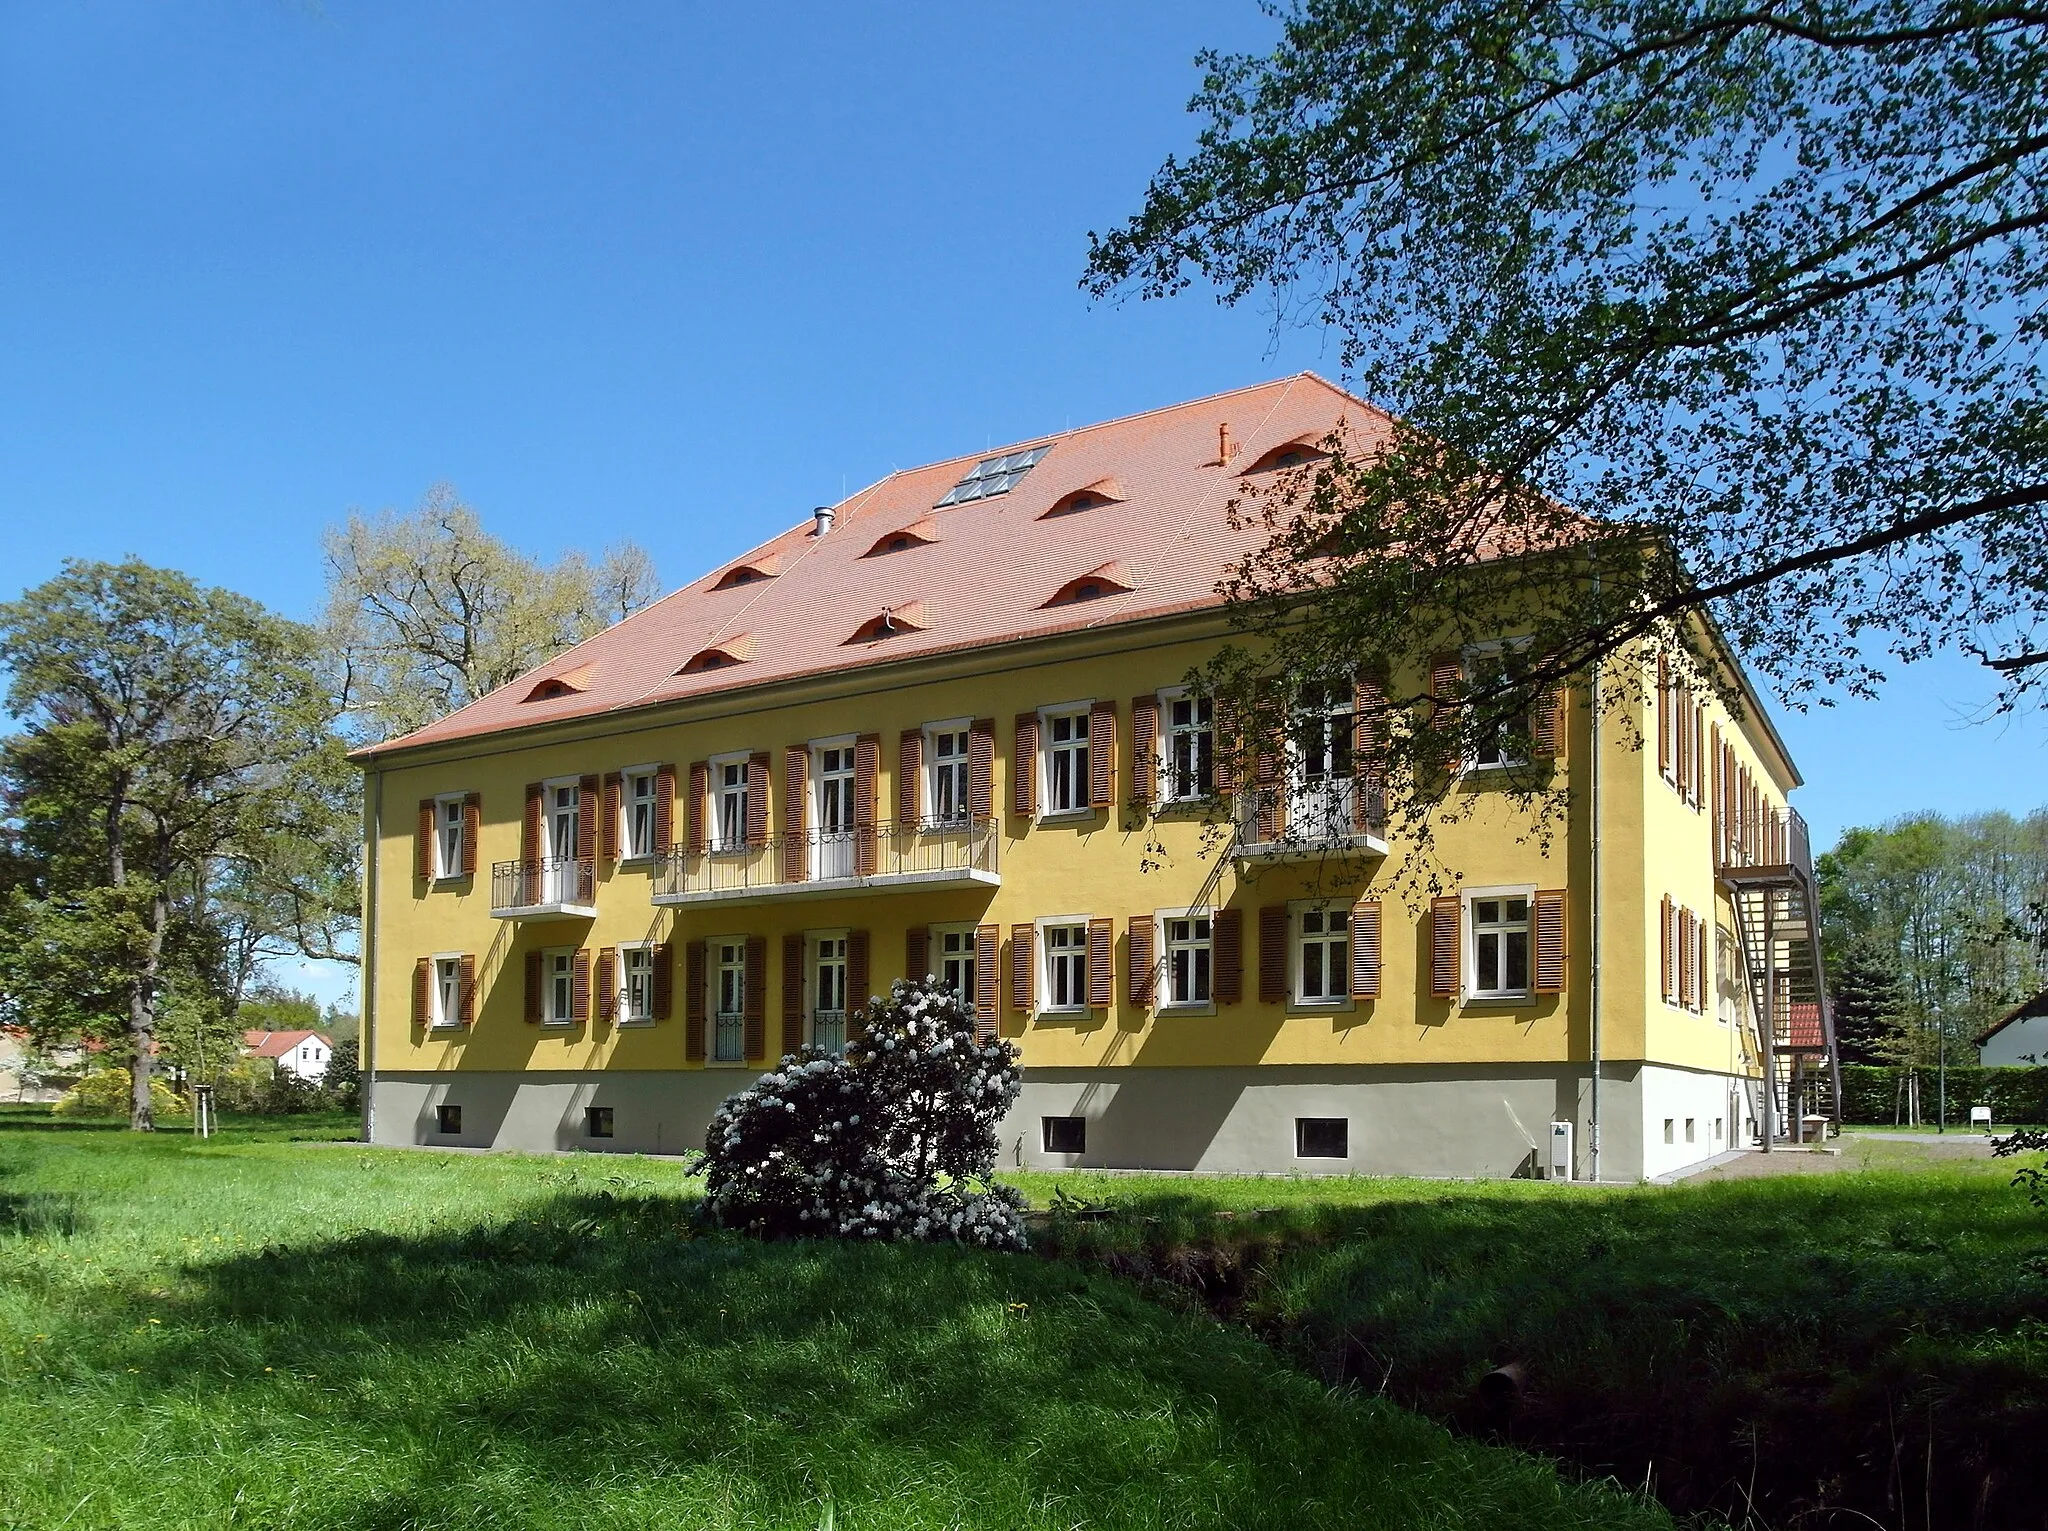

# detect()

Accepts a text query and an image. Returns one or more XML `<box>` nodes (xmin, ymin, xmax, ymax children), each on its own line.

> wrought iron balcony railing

<box><xmin>651</xmin><ymin>814</ymin><xmax>999</xmax><ymax>905</ymax></box>
<box><xmin>1234</xmin><ymin>776</ymin><xmax>1388</xmax><ymax>858</ymax></box>
<box><xmin>490</xmin><ymin>856</ymin><xmax>596</xmax><ymax>916</ymax></box>
<box><xmin>1715</xmin><ymin>802</ymin><xmax>1811</xmax><ymax>879</ymax></box>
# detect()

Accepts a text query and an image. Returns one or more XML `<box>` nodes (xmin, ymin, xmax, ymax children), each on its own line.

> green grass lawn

<box><xmin>1020</xmin><ymin>1142</ymin><xmax>2048</xmax><ymax>1531</ymax></box>
<box><xmin>0</xmin><ymin>1117</ymin><xmax>1676</xmax><ymax>1531</ymax></box>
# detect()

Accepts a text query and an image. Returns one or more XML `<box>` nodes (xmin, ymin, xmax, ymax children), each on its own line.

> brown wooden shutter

<box><xmin>1660</xmin><ymin>896</ymin><xmax>1675</xmax><ymax>1004</ymax></box>
<box><xmin>1430</xmin><ymin>653</ymin><xmax>1464</xmax><ymax>772</ymax></box>
<box><xmin>743</xmin><ymin>935</ymin><xmax>767</xmax><ymax>1058</ymax></box>
<box><xmin>653</xmin><ymin>764</ymin><xmax>676</xmax><ymax>856</ymax></box>
<box><xmin>523</xmin><ymin>783</ymin><xmax>543</xmax><ymax>865</ymax></box>
<box><xmin>1213</xmin><ymin>908</ymin><xmax>1243</xmax><ymax>1003</ymax></box>
<box><xmin>685</xmin><ymin>940</ymin><xmax>706</xmax><ymax>1059</ymax></box>
<box><xmin>1088</xmin><ymin>699</ymin><xmax>1116</xmax><ymax>809</ymax></box>
<box><xmin>1213</xmin><ymin>696</ymin><xmax>1240</xmax><ymax>796</ymax></box>
<box><xmin>1531</xmin><ymin>677</ymin><xmax>1564</xmax><ymax>758</ymax></box>
<box><xmin>1128</xmin><ymin>915</ymin><xmax>1155</xmax><ymax>1007</ymax></box>
<box><xmin>596</xmin><ymin>948</ymin><xmax>617</xmax><ymax>1022</ymax></box>
<box><xmin>412</xmin><ymin>957</ymin><xmax>430</xmax><ymax>1023</ymax></box>
<box><xmin>782</xmin><ymin>746</ymin><xmax>809</xmax><ymax>882</ymax></box>
<box><xmin>652</xmin><ymin>940</ymin><xmax>673</xmax><ymax>1021</ymax></box>
<box><xmin>571</xmin><ymin>948</ymin><xmax>592</xmax><ymax>1023</ymax></box>
<box><xmin>1430</xmin><ymin>896</ymin><xmax>1461</xmax><ymax>999</ymax></box>
<box><xmin>746</xmin><ymin>753</ymin><xmax>771</xmax><ymax>846</ymax></box>
<box><xmin>974</xmin><ymin>924</ymin><xmax>999</xmax><ymax>1038</ymax></box>
<box><xmin>1010</xmin><ymin>922</ymin><xmax>1035</xmax><ymax>1014</ymax></box>
<box><xmin>1254</xmin><ymin>746</ymin><xmax>1284</xmax><ymax>842</ymax></box>
<box><xmin>1691</xmin><ymin>706</ymin><xmax>1705</xmax><ymax>808</ymax></box>
<box><xmin>601</xmin><ymin>773</ymin><xmax>621</xmax><ymax>861</ymax></box>
<box><xmin>1086</xmin><ymin>917</ymin><xmax>1113</xmax><ymax>1007</ymax></box>
<box><xmin>578</xmin><ymin>776</ymin><xmax>599</xmax><ymax>867</ymax></box>
<box><xmin>781</xmin><ymin>932</ymin><xmax>804</xmax><ymax>1054</ymax></box>
<box><xmin>854</xmin><ymin>734</ymin><xmax>880</xmax><ymax>875</ymax></box>
<box><xmin>1656</xmin><ymin>656</ymin><xmax>1672</xmax><ymax>781</ymax></box>
<box><xmin>1696</xmin><ymin>914</ymin><xmax>1710</xmax><ymax>1015</ymax></box>
<box><xmin>686</xmin><ymin>762</ymin><xmax>708</xmax><ymax>854</ymax></box>
<box><xmin>906</xmin><ymin>926</ymin><xmax>929</xmax><ymax>982</ymax></box>
<box><xmin>1351</xmin><ymin>898</ymin><xmax>1382</xmax><ymax>999</ymax></box>
<box><xmin>416</xmin><ymin>800</ymin><xmax>435</xmax><ymax>880</ymax></box>
<box><xmin>461</xmin><ymin>793</ymin><xmax>481</xmax><ymax>876</ymax></box>
<box><xmin>458</xmin><ymin>954</ymin><xmax>477</xmax><ymax>1024</ymax></box>
<box><xmin>1533</xmin><ymin>889</ymin><xmax>1566</xmax><ymax>995</ymax></box>
<box><xmin>898</xmin><ymin>729</ymin><xmax>923</xmax><ymax>824</ymax></box>
<box><xmin>1353</xmin><ymin>673</ymin><xmax>1385</xmax><ymax>832</ymax></box>
<box><xmin>1258</xmin><ymin>905</ymin><xmax>1289</xmax><ymax>1003</ymax></box>
<box><xmin>524</xmin><ymin>950</ymin><xmax>543</xmax><ymax>1024</ymax></box>
<box><xmin>1130</xmin><ymin>695</ymin><xmax>1158</xmax><ymax>806</ymax></box>
<box><xmin>969</xmin><ymin>719</ymin><xmax>995</xmax><ymax>819</ymax></box>
<box><xmin>847</xmin><ymin>928</ymin><xmax>870</xmax><ymax>1016</ymax></box>
<box><xmin>1012</xmin><ymin>713</ymin><xmax>1039</xmax><ymax>815</ymax></box>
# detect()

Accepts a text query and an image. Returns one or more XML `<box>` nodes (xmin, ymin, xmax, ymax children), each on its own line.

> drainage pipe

<box><xmin>361</xmin><ymin>767</ymin><xmax>380</xmax><ymax>1145</ymax></box>
<box><xmin>1588</xmin><ymin>644</ymin><xmax>1603</xmax><ymax>1185</ymax></box>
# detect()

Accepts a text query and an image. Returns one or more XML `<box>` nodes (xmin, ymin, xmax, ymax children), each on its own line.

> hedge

<box><xmin>1837</xmin><ymin>1063</ymin><xmax>2048</xmax><ymax>1125</ymax></box>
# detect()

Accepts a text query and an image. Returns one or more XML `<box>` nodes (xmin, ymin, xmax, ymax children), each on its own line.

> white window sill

<box><xmin>1461</xmin><ymin>760</ymin><xmax>1528</xmax><ymax>776</ymax></box>
<box><xmin>430</xmin><ymin>874</ymin><xmax>469</xmax><ymax>886</ymax></box>
<box><xmin>1461</xmin><ymin>992</ymin><xmax>1531</xmax><ymax>1008</ymax></box>
<box><xmin>617</xmin><ymin>853</ymin><xmax>659</xmax><ymax>868</ymax></box>
<box><xmin>1290</xmin><ymin>997</ymin><xmax>1354</xmax><ymax>1014</ymax></box>
<box><xmin>427</xmin><ymin>1021</ymin><xmax>467</xmax><ymax>1033</ymax></box>
<box><xmin>612</xmin><ymin>1017</ymin><xmax>656</xmax><ymax>1029</ymax></box>
<box><xmin>540</xmin><ymin>1019</ymin><xmax>577</xmax><ymax>1029</ymax></box>
<box><xmin>706</xmin><ymin>1058</ymin><xmax>751</xmax><ymax>1069</ymax></box>
<box><xmin>1035</xmin><ymin>808</ymin><xmax>1098</xmax><ymax>824</ymax></box>
<box><xmin>1156</xmin><ymin>1001</ymin><xmax>1216</xmax><ymax>1018</ymax></box>
<box><xmin>1034</xmin><ymin>1005</ymin><xmax>1090</xmax><ymax>1020</ymax></box>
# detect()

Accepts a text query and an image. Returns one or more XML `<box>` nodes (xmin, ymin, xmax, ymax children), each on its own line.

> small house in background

<box><xmin>1979</xmin><ymin>991</ymin><xmax>2048</xmax><ymax>1067</ymax></box>
<box><xmin>242</xmin><ymin>1029</ymin><xmax>335</xmax><ymax>1081</ymax></box>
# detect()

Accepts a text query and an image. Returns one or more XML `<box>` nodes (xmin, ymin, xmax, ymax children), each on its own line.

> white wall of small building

<box><xmin>274</xmin><ymin>1042</ymin><xmax>330</xmax><ymax>1081</ymax></box>
<box><xmin>1639</xmin><ymin>1064</ymin><xmax>1743</xmax><ymax>1178</ymax></box>
<box><xmin>1982</xmin><ymin>1015</ymin><xmax>2048</xmax><ymax>1067</ymax></box>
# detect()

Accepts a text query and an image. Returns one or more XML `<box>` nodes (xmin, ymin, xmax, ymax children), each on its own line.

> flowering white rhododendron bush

<box><xmin>696</xmin><ymin>976</ymin><xmax>1027</xmax><ymax>1249</ymax></box>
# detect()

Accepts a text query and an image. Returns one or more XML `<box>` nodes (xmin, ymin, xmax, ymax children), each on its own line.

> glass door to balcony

<box><xmin>546</xmin><ymin>783</ymin><xmax>579</xmax><ymax>903</ymax></box>
<box><xmin>1291</xmin><ymin>688</ymin><xmax>1355</xmax><ymax>842</ymax></box>
<box><xmin>813</xmin><ymin>746</ymin><xmax>856</xmax><ymax>880</ymax></box>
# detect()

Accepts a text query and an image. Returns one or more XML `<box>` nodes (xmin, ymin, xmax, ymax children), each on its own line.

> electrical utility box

<box><xmin>1548</xmin><ymin>1120</ymin><xmax>1575</xmax><ymax>1180</ymax></box>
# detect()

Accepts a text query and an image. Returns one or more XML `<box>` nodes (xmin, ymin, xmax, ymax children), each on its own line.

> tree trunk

<box><xmin>128</xmin><ymin>884</ymin><xmax>169</xmax><ymax>1132</ymax></box>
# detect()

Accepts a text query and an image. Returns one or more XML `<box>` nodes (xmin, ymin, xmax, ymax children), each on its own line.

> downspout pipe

<box><xmin>361</xmin><ymin>767</ymin><xmax>380</xmax><ymax>1145</ymax></box>
<box><xmin>1588</xmin><ymin>632</ymin><xmax>1603</xmax><ymax>1184</ymax></box>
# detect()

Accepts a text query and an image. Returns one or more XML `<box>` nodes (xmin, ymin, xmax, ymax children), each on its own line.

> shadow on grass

<box><xmin>0</xmin><ymin>1190</ymin><xmax>87</xmax><ymax>1236</ymax></box>
<box><xmin>1034</xmin><ymin>1175</ymin><xmax>2048</xmax><ymax>1531</ymax></box>
<box><xmin>52</xmin><ymin>1188</ymin><xmax>1659</xmax><ymax>1531</ymax></box>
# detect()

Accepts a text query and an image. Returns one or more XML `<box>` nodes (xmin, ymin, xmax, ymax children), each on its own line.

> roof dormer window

<box><xmin>678</xmin><ymin>634</ymin><xmax>757</xmax><ymax>674</ymax></box>
<box><xmin>521</xmin><ymin>664</ymin><xmax>595</xmax><ymax>702</ymax></box>
<box><xmin>712</xmin><ymin>553</ymin><xmax>781</xmax><ymax>590</ymax></box>
<box><xmin>1241</xmin><ymin>438</ymin><xmax>1330</xmax><ymax>475</ymax></box>
<box><xmin>845</xmin><ymin>601</ymin><xmax>929</xmax><ymax>644</ymax></box>
<box><xmin>1043</xmin><ymin>562</ymin><xmax>1136</xmax><ymax>608</ymax></box>
<box><xmin>1040</xmin><ymin>476</ymin><xmax>1127</xmax><ymax>519</ymax></box>
<box><xmin>863</xmin><ymin>516</ymin><xmax>940</xmax><ymax>557</ymax></box>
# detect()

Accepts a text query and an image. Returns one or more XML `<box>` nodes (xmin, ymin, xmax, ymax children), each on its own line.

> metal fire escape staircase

<box><xmin>1719</xmin><ymin>805</ymin><xmax>1841</xmax><ymax>1145</ymax></box>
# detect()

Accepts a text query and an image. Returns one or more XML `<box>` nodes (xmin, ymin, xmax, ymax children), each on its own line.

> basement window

<box><xmin>1042</xmin><ymin>1116</ymin><xmax>1086</xmax><ymax>1154</ymax></box>
<box><xmin>1295</xmin><ymin>1117</ymin><xmax>1348</xmax><ymax>1159</ymax></box>
<box><xmin>435</xmin><ymin>1103</ymin><xmax>462</xmax><ymax>1136</ymax></box>
<box><xmin>934</xmin><ymin>444</ymin><xmax>1052</xmax><ymax>507</ymax></box>
<box><xmin>586</xmin><ymin>1106</ymin><xmax>614</xmax><ymax>1140</ymax></box>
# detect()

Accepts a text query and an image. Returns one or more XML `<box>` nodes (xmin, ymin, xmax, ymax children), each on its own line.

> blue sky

<box><xmin>3</xmin><ymin>3</ymin><xmax>2041</xmax><ymax>1004</ymax></box>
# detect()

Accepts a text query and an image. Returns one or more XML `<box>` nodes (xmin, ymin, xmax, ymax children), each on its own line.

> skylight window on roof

<box><xmin>933</xmin><ymin>445</ymin><xmax>1052</xmax><ymax>507</ymax></box>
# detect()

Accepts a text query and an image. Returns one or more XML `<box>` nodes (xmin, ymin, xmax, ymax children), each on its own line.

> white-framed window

<box><xmin>621</xmin><ymin>767</ymin><xmax>658</xmax><ymax>860</ymax></box>
<box><xmin>546</xmin><ymin>779</ymin><xmax>580</xmax><ymax>861</ymax></box>
<box><xmin>543</xmin><ymin>947</ymin><xmax>576</xmax><ymax>1026</ymax></box>
<box><xmin>926</xmin><ymin>722</ymin><xmax>971</xmax><ymax>826</ymax></box>
<box><xmin>431</xmin><ymin>953</ymin><xmax>465</xmax><ymax>1028</ymax></box>
<box><xmin>711</xmin><ymin>755</ymin><xmax>750</xmax><ymax>852</ymax></box>
<box><xmin>1039</xmin><ymin>918</ymin><xmax>1089</xmax><ymax>1012</ymax></box>
<box><xmin>1041</xmin><ymin>704</ymin><xmax>1092</xmax><ymax>816</ymax></box>
<box><xmin>434</xmin><ymin>793</ymin><xmax>467</xmax><ymax>880</ymax></box>
<box><xmin>1295</xmin><ymin>904</ymin><xmax>1350</xmax><ymax>1005</ymax></box>
<box><xmin>712</xmin><ymin>938</ymin><xmax>746</xmax><ymax>1061</ymax></box>
<box><xmin>1462</xmin><ymin>640</ymin><xmax>1532</xmax><ymax>771</ymax></box>
<box><xmin>933</xmin><ymin>924</ymin><xmax>978</xmax><ymax>1012</ymax></box>
<box><xmin>619</xmin><ymin>942</ymin><xmax>656</xmax><ymax>1025</ymax></box>
<box><xmin>1466</xmin><ymin>888</ymin><xmax>1533</xmax><ymax>999</ymax></box>
<box><xmin>1162</xmin><ymin>691</ymin><xmax>1215</xmax><ymax>802</ymax></box>
<box><xmin>1289</xmin><ymin>683</ymin><xmax>1355</xmax><ymax>839</ymax></box>
<box><xmin>811</xmin><ymin>931</ymin><xmax>849</xmax><ymax>1053</ymax></box>
<box><xmin>812</xmin><ymin>739</ymin><xmax>857</xmax><ymax>879</ymax></box>
<box><xmin>1161</xmin><ymin>912</ymin><xmax>1212</xmax><ymax>1007</ymax></box>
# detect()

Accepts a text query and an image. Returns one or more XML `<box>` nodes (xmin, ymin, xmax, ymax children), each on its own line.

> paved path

<box><xmin>1679</xmin><ymin>1130</ymin><xmax>1999</xmax><ymax>1180</ymax></box>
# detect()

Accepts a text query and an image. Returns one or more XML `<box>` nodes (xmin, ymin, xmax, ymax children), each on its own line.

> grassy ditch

<box><xmin>0</xmin><ymin>1118</ymin><xmax>1676</xmax><ymax>1531</ymax></box>
<box><xmin>1020</xmin><ymin>1144</ymin><xmax>2048</xmax><ymax>1531</ymax></box>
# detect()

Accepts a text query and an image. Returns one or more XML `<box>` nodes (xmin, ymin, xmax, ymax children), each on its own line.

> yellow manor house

<box><xmin>354</xmin><ymin>375</ymin><xmax>1836</xmax><ymax>1181</ymax></box>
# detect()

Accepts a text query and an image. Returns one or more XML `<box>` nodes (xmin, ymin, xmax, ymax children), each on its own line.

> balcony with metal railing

<box><xmin>1234</xmin><ymin>776</ymin><xmax>1389</xmax><ymax>862</ymax></box>
<box><xmin>1715</xmin><ymin>801</ymin><xmax>1810</xmax><ymax>879</ymax></box>
<box><xmin>650</xmin><ymin>815</ymin><xmax>999</xmax><ymax>907</ymax></box>
<box><xmin>811</xmin><ymin>1009</ymin><xmax>849</xmax><ymax>1054</ymax></box>
<box><xmin>490</xmin><ymin>857</ymin><xmax>598</xmax><ymax>919</ymax></box>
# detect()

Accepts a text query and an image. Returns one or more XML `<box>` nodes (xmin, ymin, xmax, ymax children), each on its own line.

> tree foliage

<box><xmin>0</xmin><ymin>560</ymin><xmax>347</xmax><ymax>1130</ymax></box>
<box><xmin>1818</xmin><ymin>809</ymin><xmax>2048</xmax><ymax>1067</ymax></box>
<box><xmin>1826</xmin><ymin>936</ymin><xmax>1913</xmax><ymax>1065</ymax></box>
<box><xmin>325</xmin><ymin>485</ymin><xmax>662</xmax><ymax>741</ymax></box>
<box><xmin>1086</xmin><ymin>0</ymin><xmax>2048</xmax><ymax>848</ymax></box>
<box><xmin>697</xmin><ymin>977</ymin><xmax>1026</xmax><ymax>1249</ymax></box>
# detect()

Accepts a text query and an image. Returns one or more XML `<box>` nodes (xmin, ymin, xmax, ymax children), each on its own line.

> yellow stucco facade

<box><xmin>360</xmin><ymin>609</ymin><xmax>1801</xmax><ymax>1180</ymax></box>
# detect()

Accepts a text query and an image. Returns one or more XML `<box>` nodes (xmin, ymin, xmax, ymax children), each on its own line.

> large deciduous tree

<box><xmin>325</xmin><ymin>485</ymin><xmax>662</xmax><ymax>741</ymax></box>
<box><xmin>1086</xmin><ymin>0</ymin><xmax>2048</xmax><ymax>834</ymax></box>
<box><xmin>0</xmin><ymin>560</ymin><xmax>344</xmax><ymax>1130</ymax></box>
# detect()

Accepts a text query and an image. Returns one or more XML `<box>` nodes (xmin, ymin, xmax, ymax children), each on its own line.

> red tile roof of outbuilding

<box><xmin>242</xmin><ymin>1030</ymin><xmax>331</xmax><ymax>1059</ymax></box>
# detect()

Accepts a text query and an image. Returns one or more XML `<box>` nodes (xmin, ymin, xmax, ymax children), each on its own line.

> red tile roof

<box><xmin>355</xmin><ymin>375</ymin><xmax>1395</xmax><ymax>760</ymax></box>
<box><xmin>242</xmin><ymin>1029</ymin><xmax>332</xmax><ymax>1059</ymax></box>
<box><xmin>1786</xmin><ymin>1003</ymin><xmax>1825</xmax><ymax>1052</ymax></box>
